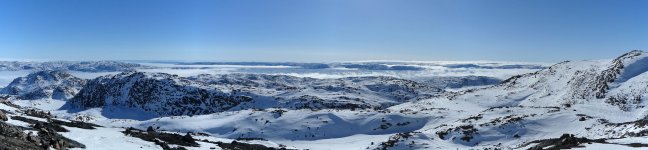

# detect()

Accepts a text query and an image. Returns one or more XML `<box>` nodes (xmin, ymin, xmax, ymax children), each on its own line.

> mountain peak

<box><xmin>602</xmin><ymin>50</ymin><xmax>648</xmax><ymax>85</ymax></box>
<box><xmin>618</xmin><ymin>50</ymin><xmax>645</xmax><ymax>57</ymax></box>
<box><xmin>612</xmin><ymin>50</ymin><xmax>646</xmax><ymax>64</ymax></box>
<box><xmin>26</xmin><ymin>70</ymin><xmax>73</xmax><ymax>81</ymax></box>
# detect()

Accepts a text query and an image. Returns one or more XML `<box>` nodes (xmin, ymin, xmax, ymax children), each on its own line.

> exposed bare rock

<box><xmin>0</xmin><ymin>110</ymin><xmax>8</xmax><ymax>121</ymax></box>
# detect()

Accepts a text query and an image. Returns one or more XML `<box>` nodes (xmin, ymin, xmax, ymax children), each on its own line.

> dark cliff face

<box><xmin>0</xmin><ymin>71</ymin><xmax>87</xmax><ymax>100</ymax></box>
<box><xmin>593</xmin><ymin>50</ymin><xmax>647</xmax><ymax>98</ymax></box>
<box><xmin>69</xmin><ymin>72</ymin><xmax>251</xmax><ymax>116</ymax></box>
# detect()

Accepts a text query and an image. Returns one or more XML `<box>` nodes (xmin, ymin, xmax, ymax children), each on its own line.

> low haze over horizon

<box><xmin>1</xmin><ymin>0</ymin><xmax>647</xmax><ymax>62</ymax></box>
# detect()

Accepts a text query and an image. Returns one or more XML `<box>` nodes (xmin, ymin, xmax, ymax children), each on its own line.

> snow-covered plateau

<box><xmin>1</xmin><ymin>51</ymin><xmax>648</xmax><ymax>149</ymax></box>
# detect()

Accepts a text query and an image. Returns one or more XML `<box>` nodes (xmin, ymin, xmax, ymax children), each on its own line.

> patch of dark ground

<box><xmin>0</xmin><ymin>106</ymin><xmax>94</xmax><ymax>150</ymax></box>
<box><xmin>123</xmin><ymin>126</ymin><xmax>198</xmax><ymax>150</ymax></box>
<box><xmin>0</xmin><ymin>112</ymin><xmax>85</xmax><ymax>150</ymax></box>
<box><xmin>523</xmin><ymin>134</ymin><xmax>648</xmax><ymax>150</ymax></box>
<box><xmin>123</xmin><ymin>126</ymin><xmax>292</xmax><ymax>150</ymax></box>
<box><xmin>199</xmin><ymin>138</ymin><xmax>289</xmax><ymax>150</ymax></box>
<box><xmin>0</xmin><ymin>121</ymin><xmax>43</xmax><ymax>150</ymax></box>
<box><xmin>14</xmin><ymin>109</ymin><xmax>102</xmax><ymax>130</ymax></box>
<box><xmin>375</xmin><ymin>132</ymin><xmax>415</xmax><ymax>150</ymax></box>
<box><xmin>11</xmin><ymin>116</ymin><xmax>69</xmax><ymax>132</ymax></box>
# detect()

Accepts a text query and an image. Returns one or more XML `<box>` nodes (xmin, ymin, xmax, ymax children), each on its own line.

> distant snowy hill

<box><xmin>172</xmin><ymin>61</ymin><xmax>546</xmax><ymax>71</ymax></box>
<box><xmin>0</xmin><ymin>60</ymin><xmax>143</xmax><ymax>72</ymax></box>
<box><xmin>0</xmin><ymin>71</ymin><xmax>86</xmax><ymax>100</ymax></box>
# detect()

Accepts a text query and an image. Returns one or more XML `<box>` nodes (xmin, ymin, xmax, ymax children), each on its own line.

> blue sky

<box><xmin>0</xmin><ymin>0</ymin><xmax>646</xmax><ymax>62</ymax></box>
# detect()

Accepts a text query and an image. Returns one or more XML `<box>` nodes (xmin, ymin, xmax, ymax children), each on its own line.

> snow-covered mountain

<box><xmin>68</xmin><ymin>72</ymin><xmax>251</xmax><ymax>116</ymax></box>
<box><xmin>1</xmin><ymin>50</ymin><xmax>648</xmax><ymax>150</ymax></box>
<box><xmin>382</xmin><ymin>50</ymin><xmax>648</xmax><ymax>149</ymax></box>
<box><xmin>0</xmin><ymin>60</ymin><xmax>144</xmax><ymax>72</ymax></box>
<box><xmin>444</xmin><ymin>50</ymin><xmax>648</xmax><ymax>109</ymax></box>
<box><xmin>68</xmin><ymin>72</ymin><xmax>442</xmax><ymax>116</ymax></box>
<box><xmin>0</xmin><ymin>71</ymin><xmax>86</xmax><ymax>100</ymax></box>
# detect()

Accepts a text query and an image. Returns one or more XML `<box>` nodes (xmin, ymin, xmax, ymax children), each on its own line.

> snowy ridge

<box><xmin>382</xmin><ymin>50</ymin><xmax>648</xmax><ymax>149</ymax></box>
<box><xmin>437</xmin><ymin>50</ymin><xmax>648</xmax><ymax>108</ymax></box>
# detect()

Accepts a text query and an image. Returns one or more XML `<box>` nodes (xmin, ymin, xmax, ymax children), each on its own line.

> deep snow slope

<box><xmin>0</xmin><ymin>71</ymin><xmax>87</xmax><ymax>100</ymax></box>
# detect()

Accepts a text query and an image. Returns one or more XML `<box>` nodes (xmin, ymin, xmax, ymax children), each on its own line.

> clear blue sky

<box><xmin>0</xmin><ymin>0</ymin><xmax>646</xmax><ymax>62</ymax></box>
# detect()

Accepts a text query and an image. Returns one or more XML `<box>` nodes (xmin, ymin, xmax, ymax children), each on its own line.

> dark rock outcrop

<box><xmin>526</xmin><ymin>134</ymin><xmax>606</xmax><ymax>150</ymax></box>
<box><xmin>69</xmin><ymin>72</ymin><xmax>251</xmax><ymax>116</ymax></box>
